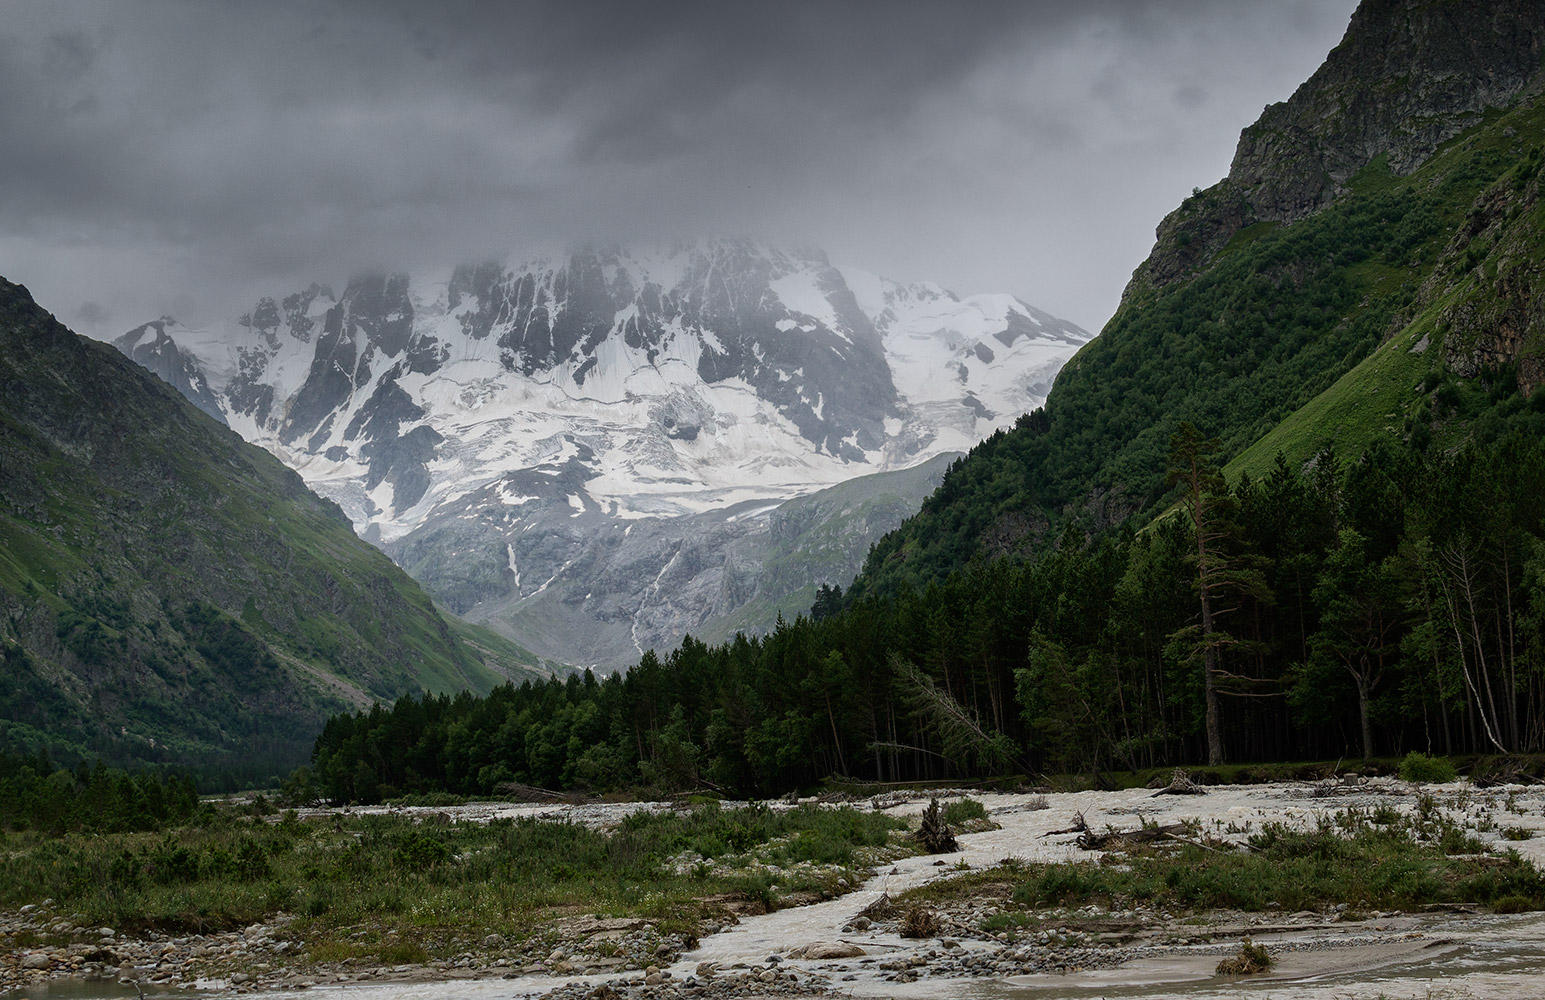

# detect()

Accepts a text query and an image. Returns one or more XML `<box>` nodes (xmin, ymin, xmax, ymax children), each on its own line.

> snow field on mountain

<box><xmin>114</xmin><ymin>242</ymin><xmax>1093</xmax><ymax>547</ymax></box>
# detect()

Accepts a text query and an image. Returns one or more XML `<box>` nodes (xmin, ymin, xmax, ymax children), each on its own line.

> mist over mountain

<box><xmin>115</xmin><ymin>240</ymin><xmax>1090</xmax><ymax>666</ymax></box>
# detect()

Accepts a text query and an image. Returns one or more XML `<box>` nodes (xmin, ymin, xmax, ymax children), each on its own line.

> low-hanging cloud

<box><xmin>0</xmin><ymin>0</ymin><xmax>1357</xmax><ymax>334</ymax></box>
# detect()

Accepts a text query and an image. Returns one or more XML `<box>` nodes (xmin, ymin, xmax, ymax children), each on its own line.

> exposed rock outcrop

<box><xmin>1125</xmin><ymin>0</ymin><xmax>1545</xmax><ymax>299</ymax></box>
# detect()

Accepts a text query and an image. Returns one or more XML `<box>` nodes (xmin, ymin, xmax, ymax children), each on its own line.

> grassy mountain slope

<box><xmin>852</xmin><ymin>0</ymin><xmax>1545</xmax><ymax>599</ymax></box>
<box><xmin>693</xmin><ymin>451</ymin><xmax>958</xmax><ymax>645</ymax></box>
<box><xmin>1231</xmin><ymin>101</ymin><xmax>1545</xmax><ymax>478</ymax></box>
<box><xmin>0</xmin><ymin>278</ymin><xmax>515</xmax><ymax>778</ymax></box>
<box><xmin>445</xmin><ymin>614</ymin><xmax>566</xmax><ymax>680</ymax></box>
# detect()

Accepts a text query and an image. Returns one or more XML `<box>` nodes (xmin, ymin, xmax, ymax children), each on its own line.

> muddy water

<box><xmin>17</xmin><ymin>927</ymin><xmax>1545</xmax><ymax>1000</ymax></box>
<box><xmin>841</xmin><ymin>925</ymin><xmax>1545</xmax><ymax>998</ymax></box>
<box><xmin>1</xmin><ymin>981</ymin><xmax>198</xmax><ymax>1000</ymax></box>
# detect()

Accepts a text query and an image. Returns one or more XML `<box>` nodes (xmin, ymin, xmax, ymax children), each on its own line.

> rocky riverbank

<box><xmin>9</xmin><ymin>779</ymin><xmax>1545</xmax><ymax>999</ymax></box>
<box><xmin>0</xmin><ymin>903</ymin><xmax>700</xmax><ymax>996</ymax></box>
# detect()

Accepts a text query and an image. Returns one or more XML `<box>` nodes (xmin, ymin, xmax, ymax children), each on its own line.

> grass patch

<box><xmin>376</xmin><ymin>940</ymin><xmax>430</xmax><ymax>965</ymax></box>
<box><xmin>904</xmin><ymin>809</ymin><xmax>1545</xmax><ymax>921</ymax></box>
<box><xmin>0</xmin><ymin>800</ymin><xmax>909</xmax><ymax>955</ymax></box>
<box><xmin>1226</xmin><ymin>316</ymin><xmax>1431</xmax><ymax>482</ymax></box>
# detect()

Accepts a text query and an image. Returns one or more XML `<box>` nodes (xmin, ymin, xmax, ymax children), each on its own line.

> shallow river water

<box><xmin>11</xmin><ymin>780</ymin><xmax>1545</xmax><ymax>1000</ymax></box>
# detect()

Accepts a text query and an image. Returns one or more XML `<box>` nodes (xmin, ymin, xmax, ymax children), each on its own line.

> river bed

<box><xmin>9</xmin><ymin>778</ymin><xmax>1545</xmax><ymax>999</ymax></box>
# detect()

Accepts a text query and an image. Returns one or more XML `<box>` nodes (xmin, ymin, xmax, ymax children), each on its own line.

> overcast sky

<box><xmin>0</xmin><ymin>0</ymin><xmax>1357</xmax><ymax>336</ymax></box>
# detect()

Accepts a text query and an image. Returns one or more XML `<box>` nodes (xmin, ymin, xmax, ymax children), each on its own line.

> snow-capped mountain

<box><xmin>115</xmin><ymin>239</ymin><xmax>1091</xmax><ymax>668</ymax></box>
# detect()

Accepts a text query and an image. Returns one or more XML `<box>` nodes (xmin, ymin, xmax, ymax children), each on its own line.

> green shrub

<box><xmin>147</xmin><ymin>842</ymin><xmax>202</xmax><ymax>885</ymax></box>
<box><xmin>234</xmin><ymin>838</ymin><xmax>272</xmax><ymax>880</ymax></box>
<box><xmin>393</xmin><ymin>833</ymin><xmax>452</xmax><ymax>872</ymax></box>
<box><xmin>1400</xmin><ymin>752</ymin><xmax>1457</xmax><ymax>783</ymax></box>
<box><xmin>944</xmin><ymin>798</ymin><xmax>988</xmax><ymax>826</ymax></box>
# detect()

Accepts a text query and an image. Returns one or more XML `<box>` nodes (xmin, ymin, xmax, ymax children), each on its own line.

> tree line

<box><xmin>309</xmin><ymin>425</ymin><xmax>1545</xmax><ymax>802</ymax></box>
<box><xmin>0</xmin><ymin>748</ymin><xmax>200</xmax><ymax>833</ymax></box>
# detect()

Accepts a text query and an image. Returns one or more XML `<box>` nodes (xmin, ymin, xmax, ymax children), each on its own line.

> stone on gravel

<box><xmin>791</xmin><ymin>942</ymin><xmax>866</xmax><ymax>959</ymax></box>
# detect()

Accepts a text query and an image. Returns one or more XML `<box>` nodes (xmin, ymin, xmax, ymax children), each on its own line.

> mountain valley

<box><xmin>116</xmin><ymin>242</ymin><xmax>1090</xmax><ymax>667</ymax></box>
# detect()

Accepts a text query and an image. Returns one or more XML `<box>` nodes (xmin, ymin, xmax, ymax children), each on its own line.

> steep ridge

<box><xmin>1129</xmin><ymin>0</ymin><xmax>1545</xmax><ymax>294</ymax></box>
<box><xmin>114</xmin><ymin>241</ymin><xmax>1090</xmax><ymax>664</ymax></box>
<box><xmin>0</xmin><ymin>279</ymin><xmax>532</xmax><ymax>778</ymax></box>
<box><xmin>853</xmin><ymin>0</ymin><xmax>1545</xmax><ymax>599</ymax></box>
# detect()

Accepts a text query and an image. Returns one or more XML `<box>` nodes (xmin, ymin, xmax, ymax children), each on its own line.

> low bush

<box><xmin>1400</xmin><ymin>752</ymin><xmax>1457</xmax><ymax>783</ymax></box>
<box><xmin>1216</xmin><ymin>938</ymin><xmax>1272</xmax><ymax>975</ymax></box>
<box><xmin>943</xmin><ymin>798</ymin><xmax>988</xmax><ymax>826</ymax></box>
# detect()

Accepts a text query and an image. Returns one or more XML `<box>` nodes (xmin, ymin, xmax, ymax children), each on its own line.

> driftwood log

<box><xmin>1045</xmin><ymin>810</ymin><xmax>1089</xmax><ymax>836</ymax></box>
<box><xmin>1076</xmin><ymin>822</ymin><xmax>1188</xmax><ymax>850</ymax></box>
<box><xmin>1075</xmin><ymin>822</ymin><xmax>1226</xmax><ymax>853</ymax></box>
<box><xmin>1151</xmin><ymin>768</ymin><xmax>1206</xmax><ymax>796</ymax></box>
<box><xmin>856</xmin><ymin>892</ymin><xmax>898</xmax><ymax>920</ymax></box>
<box><xmin>493</xmin><ymin>781</ymin><xmax>566</xmax><ymax>802</ymax></box>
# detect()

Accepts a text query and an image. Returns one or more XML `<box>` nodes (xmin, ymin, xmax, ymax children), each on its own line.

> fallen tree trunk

<box><xmin>1075</xmin><ymin>822</ymin><xmax>1190</xmax><ymax>851</ymax></box>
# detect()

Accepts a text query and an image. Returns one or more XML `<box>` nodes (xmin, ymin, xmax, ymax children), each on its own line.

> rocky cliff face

<box><xmin>1126</xmin><ymin>0</ymin><xmax>1545</xmax><ymax>297</ymax></box>
<box><xmin>115</xmin><ymin>317</ymin><xmax>228</xmax><ymax>422</ymax></box>
<box><xmin>1425</xmin><ymin>140</ymin><xmax>1545</xmax><ymax>393</ymax></box>
<box><xmin>114</xmin><ymin>240</ymin><xmax>1090</xmax><ymax>668</ymax></box>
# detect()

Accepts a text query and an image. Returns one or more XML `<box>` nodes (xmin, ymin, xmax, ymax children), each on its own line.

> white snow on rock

<box><xmin>112</xmin><ymin>241</ymin><xmax>1092</xmax><ymax>547</ymax></box>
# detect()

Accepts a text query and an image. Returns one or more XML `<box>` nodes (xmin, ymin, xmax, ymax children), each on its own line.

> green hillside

<box><xmin>0</xmin><ymin>278</ymin><xmax>517</xmax><ymax>780</ymax></box>
<box><xmin>693</xmin><ymin>452</ymin><xmax>958</xmax><ymax>645</ymax></box>
<box><xmin>1231</xmin><ymin>108</ymin><xmax>1545</xmax><ymax>478</ymax></box>
<box><xmin>445</xmin><ymin>614</ymin><xmax>566</xmax><ymax>680</ymax></box>
<box><xmin>853</xmin><ymin>2</ymin><xmax>1545</xmax><ymax>599</ymax></box>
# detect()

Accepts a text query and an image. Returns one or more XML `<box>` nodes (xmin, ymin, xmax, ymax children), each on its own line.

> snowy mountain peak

<box><xmin>116</xmin><ymin>241</ymin><xmax>1092</xmax><ymax>545</ymax></box>
<box><xmin>113</xmin><ymin>316</ymin><xmax>228</xmax><ymax>422</ymax></box>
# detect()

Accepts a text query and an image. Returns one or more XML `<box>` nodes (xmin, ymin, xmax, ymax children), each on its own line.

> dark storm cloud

<box><xmin>0</xmin><ymin>0</ymin><xmax>1358</xmax><ymax>334</ymax></box>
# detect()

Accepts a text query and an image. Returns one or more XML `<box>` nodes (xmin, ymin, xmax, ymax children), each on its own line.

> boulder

<box><xmin>792</xmin><ymin>941</ymin><xmax>866</xmax><ymax>960</ymax></box>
